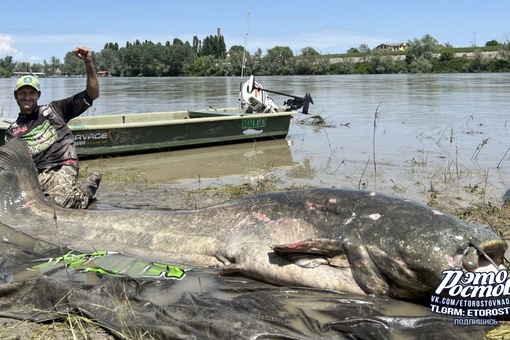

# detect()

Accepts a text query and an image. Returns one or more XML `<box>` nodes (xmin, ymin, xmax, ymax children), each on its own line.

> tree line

<box><xmin>1</xmin><ymin>34</ymin><xmax>510</xmax><ymax>78</ymax></box>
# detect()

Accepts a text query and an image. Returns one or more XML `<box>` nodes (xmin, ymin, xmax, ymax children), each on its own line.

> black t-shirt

<box><xmin>5</xmin><ymin>91</ymin><xmax>93</xmax><ymax>170</ymax></box>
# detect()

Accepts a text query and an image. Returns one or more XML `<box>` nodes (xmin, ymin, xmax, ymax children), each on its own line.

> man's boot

<box><xmin>82</xmin><ymin>171</ymin><xmax>102</xmax><ymax>200</ymax></box>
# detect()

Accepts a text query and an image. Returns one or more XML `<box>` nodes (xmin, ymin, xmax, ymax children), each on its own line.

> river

<box><xmin>1</xmin><ymin>74</ymin><xmax>508</xmax><ymax>205</ymax></box>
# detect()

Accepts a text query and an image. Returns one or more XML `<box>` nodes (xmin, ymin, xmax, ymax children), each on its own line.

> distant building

<box><xmin>375</xmin><ymin>43</ymin><xmax>408</xmax><ymax>51</ymax></box>
<box><xmin>13</xmin><ymin>71</ymin><xmax>45</xmax><ymax>77</ymax></box>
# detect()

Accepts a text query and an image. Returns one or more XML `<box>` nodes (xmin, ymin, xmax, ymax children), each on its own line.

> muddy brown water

<box><xmin>1</xmin><ymin>74</ymin><xmax>509</xmax><ymax>206</ymax></box>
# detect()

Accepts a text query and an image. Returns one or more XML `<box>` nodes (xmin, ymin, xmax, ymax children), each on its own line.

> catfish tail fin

<box><xmin>0</xmin><ymin>138</ymin><xmax>46</xmax><ymax>215</ymax></box>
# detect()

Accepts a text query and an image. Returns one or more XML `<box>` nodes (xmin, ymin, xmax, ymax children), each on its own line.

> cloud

<box><xmin>0</xmin><ymin>33</ymin><xmax>109</xmax><ymax>62</ymax></box>
<box><xmin>0</xmin><ymin>35</ymin><xmax>18</xmax><ymax>55</ymax></box>
<box><xmin>4</xmin><ymin>32</ymin><xmax>169</xmax><ymax>62</ymax></box>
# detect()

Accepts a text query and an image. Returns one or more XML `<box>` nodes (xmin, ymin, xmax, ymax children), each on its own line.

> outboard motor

<box><xmin>241</xmin><ymin>75</ymin><xmax>279</xmax><ymax>113</ymax></box>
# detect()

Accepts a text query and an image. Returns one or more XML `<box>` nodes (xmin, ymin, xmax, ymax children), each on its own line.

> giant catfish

<box><xmin>0</xmin><ymin>138</ymin><xmax>506</xmax><ymax>299</ymax></box>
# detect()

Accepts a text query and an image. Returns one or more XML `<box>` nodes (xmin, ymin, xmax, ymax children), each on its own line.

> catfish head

<box><xmin>273</xmin><ymin>190</ymin><xmax>507</xmax><ymax>299</ymax></box>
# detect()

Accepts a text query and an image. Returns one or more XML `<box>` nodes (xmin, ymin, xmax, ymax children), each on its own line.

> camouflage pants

<box><xmin>38</xmin><ymin>165</ymin><xmax>95</xmax><ymax>209</ymax></box>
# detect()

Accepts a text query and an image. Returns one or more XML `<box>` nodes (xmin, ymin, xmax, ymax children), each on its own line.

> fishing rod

<box><xmin>240</xmin><ymin>1</ymin><xmax>251</xmax><ymax>81</ymax></box>
<box><xmin>238</xmin><ymin>0</ymin><xmax>313</xmax><ymax>114</ymax></box>
<box><xmin>238</xmin><ymin>1</ymin><xmax>251</xmax><ymax>111</ymax></box>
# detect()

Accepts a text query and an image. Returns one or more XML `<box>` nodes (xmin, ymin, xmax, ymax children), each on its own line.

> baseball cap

<box><xmin>14</xmin><ymin>75</ymin><xmax>40</xmax><ymax>92</ymax></box>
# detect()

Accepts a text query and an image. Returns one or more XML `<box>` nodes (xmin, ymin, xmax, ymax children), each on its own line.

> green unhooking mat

<box><xmin>0</xmin><ymin>223</ymin><xmax>497</xmax><ymax>340</ymax></box>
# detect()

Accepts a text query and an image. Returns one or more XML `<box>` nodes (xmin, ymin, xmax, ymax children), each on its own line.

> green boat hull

<box><xmin>0</xmin><ymin>107</ymin><xmax>295</xmax><ymax>159</ymax></box>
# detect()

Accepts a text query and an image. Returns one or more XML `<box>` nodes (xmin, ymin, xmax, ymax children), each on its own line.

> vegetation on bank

<box><xmin>1</xmin><ymin>34</ymin><xmax>510</xmax><ymax>77</ymax></box>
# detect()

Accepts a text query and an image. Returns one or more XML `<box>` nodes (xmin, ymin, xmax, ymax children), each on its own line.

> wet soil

<box><xmin>2</xmin><ymin>154</ymin><xmax>510</xmax><ymax>339</ymax></box>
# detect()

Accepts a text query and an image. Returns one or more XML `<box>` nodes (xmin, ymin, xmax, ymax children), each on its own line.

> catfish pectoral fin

<box><xmin>271</xmin><ymin>238</ymin><xmax>343</xmax><ymax>256</ymax></box>
<box><xmin>219</xmin><ymin>263</ymin><xmax>246</xmax><ymax>276</ymax></box>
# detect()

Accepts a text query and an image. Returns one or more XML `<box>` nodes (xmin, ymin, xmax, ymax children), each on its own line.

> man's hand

<box><xmin>72</xmin><ymin>46</ymin><xmax>99</xmax><ymax>99</ymax></box>
<box><xmin>73</xmin><ymin>46</ymin><xmax>93</xmax><ymax>63</ymax></box>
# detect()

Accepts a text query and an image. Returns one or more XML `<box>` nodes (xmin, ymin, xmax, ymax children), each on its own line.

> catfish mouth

<box><xmin>462</xmin><ymin>239</ymin><xmax>508</xmax><ymax>272</ymax></box>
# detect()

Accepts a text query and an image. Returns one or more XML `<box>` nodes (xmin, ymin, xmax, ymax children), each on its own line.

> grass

<box><xmin>0</xmin><ymin>280</ymin><xmax>157</xmax><ymax>340</ymax></box>
<box><xmin>0</xmin><ymin>316</ymin><xmax>113</xmax><ymax>340</ymax></box>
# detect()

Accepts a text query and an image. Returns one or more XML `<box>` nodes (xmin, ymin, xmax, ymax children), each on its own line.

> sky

<box><xmin>1</xmin><ymin>0</ymin><xmax>509</xmax><ymax>63</ymax></box>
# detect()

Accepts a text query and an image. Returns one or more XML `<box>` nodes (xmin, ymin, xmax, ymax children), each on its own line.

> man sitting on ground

<box><xmin>5</xmin><ymin>46</ymin><xmax>101</xmax><ymax>209</ymax></box>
